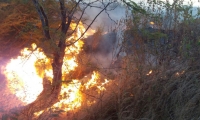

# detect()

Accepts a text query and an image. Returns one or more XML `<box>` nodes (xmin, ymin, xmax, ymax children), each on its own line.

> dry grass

<box><xmin>2</xmin><ymin>0</ymin><xmax>200</xmax><ymax>120</ymax></box>
<box><xmin>71</xmin><ymin>1</ymin><xmax>200</xmax><ymax>120</ymax></box>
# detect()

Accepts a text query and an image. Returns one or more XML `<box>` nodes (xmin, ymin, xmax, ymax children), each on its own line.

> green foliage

<box><xmin>129</xmin><ymin>1</ymin><xmax>146</xmax><ymax>14</ymax></box>
<box><xmin>141</xmin><ymin>29</ymin><xmax>167</xmax><ymax>40</ymax></box>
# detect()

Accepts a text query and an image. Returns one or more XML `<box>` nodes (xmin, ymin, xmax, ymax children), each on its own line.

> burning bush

<box><xmin>1</xmin><ymin>0</ymin><xmax>200</xmax><ymax>120</ymax></box>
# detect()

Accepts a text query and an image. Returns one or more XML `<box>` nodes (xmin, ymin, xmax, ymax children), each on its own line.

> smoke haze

<box><xmin>82</xmin><ymin>2</ymin><xmax>126</xmax><ymax>30</ymax></box>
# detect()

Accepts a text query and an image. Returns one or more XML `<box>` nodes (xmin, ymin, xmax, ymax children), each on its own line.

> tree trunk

<box><xmin>12</xmin><ymin>0</ymin><xmax>71</xmax><ymax>118</ymax></box>
<box><xmin>16</xmin><ymin>47</ymin><xmax>65</xmax><ymax>119</ymax></box>
<box><xmin>6</xmin><ymin>0</ymin><xmax>113</xmax><ymax>119</ymax></box>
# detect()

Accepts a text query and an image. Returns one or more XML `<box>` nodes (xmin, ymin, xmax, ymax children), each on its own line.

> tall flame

<box><xmin>53</xmin><ymin>80</ymin><xmax>82</xmax><ymax>111</ymax></box>
<box><xmin>4</xmin><ymin>44</ymin><xmax>45</xmax><ymax>103</ymax></box>
<box><xmin>3</xmin><ymin>22</ymin><xmax>109</xmax><ymax>116</ymax></box>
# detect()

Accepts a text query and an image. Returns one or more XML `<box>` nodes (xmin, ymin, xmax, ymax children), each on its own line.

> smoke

<box><xmin>78</xmin><ymin>2</ymin><xmax>129</xmax><ymax>79</ymax></box>
<box><xmin>82</xmin><ymin>31</ymin><xmax>123</xmax><ymax>81</ymax></box>
<box><xmin>82</xmin><ymin>2</ymin><xmax>126</xmax><ymax>30</ymax></box>
<box><xmin>83</xmin><ymin>1</ymin><xmax>126</xmax><ymax>58</ymax></box>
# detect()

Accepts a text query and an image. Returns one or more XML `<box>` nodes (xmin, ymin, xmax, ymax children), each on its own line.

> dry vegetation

<box><xmin>1</xmin><ymin>0</ymin><xmax>200</xmax><ymax>120</ymax></box>
<box><xmin>68</xmin><ymin>1</ymin><xmax>200</xmax><ymax>120</ymax></box>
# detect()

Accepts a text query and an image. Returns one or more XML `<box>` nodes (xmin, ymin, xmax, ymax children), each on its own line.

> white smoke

<box><xmin>82</xmin><ymin>2</ymin><xmax>126</xmax><ymax>30</ymax></box>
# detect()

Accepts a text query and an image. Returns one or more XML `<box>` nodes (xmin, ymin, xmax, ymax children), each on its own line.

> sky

<box><xmin>84</xmin><ymin>0</ymin><xmax>200</xmax><ymax>30</ymax></box>
<box><xmin>132</xmin><ymin>0</ymin><xmax>200</xmax><ymax>7</ymax></box>
<box><xmin>168</xmin><ymin>0</ymin><xmax>200</xmax><ymax>7</ymax></box>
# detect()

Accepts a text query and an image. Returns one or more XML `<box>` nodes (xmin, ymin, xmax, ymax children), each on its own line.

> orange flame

<box><xmin>53</xmin><ymin>80</ymin><xmax>82</xmax><ymax>111</ymax></box>
<box><xmin>4</xmin><ymin>44</ymin><xmax>45</xmax><ymax>104</ymax></box>
<box><xmin>3</xmin><ymin>21</ymin><xmax>109</xmax><ymax>116</ymax></box>
<box><xmin>146</xmin><ymin>70</ymin><xmax>152</xmax><ymax>76</ymax></box>
<box><xmin>85</xmin><ymin>71</ymin><xmax>99</xmax><ymax>89</ymax></box>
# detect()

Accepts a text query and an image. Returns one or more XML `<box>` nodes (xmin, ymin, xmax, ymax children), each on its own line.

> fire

<box><xmin>3</xmin><ymin>21</ymin><xmax>110</xmax><ymax>116</ymax></box>
<box><xmin>85</xmin><ymin>71</ymin><xmax>99</xmax><ymax>89</ymax></box>
<box><xmin>97</xmin><ymin>79</ymin><xmax>109</xmax><ymax>91</ymax></box>
<box><xmin>62</xmin><ymin>57</ymin><xmax>78</xmax><ymax>74</ymax></box>
<box><xmin>84</xmin><ymin>71</ymin><xmax>109</xmax><ymax>91</ymax></box>
<box><xmin>4</xmin><ymin>44</ymin><xmax>45</xmax><ymax>104</ymax></box>
<box><xmin>53</xmin><ymin>80</ymin><xmax>82</xmax><ymax>111</ymax></box>
<box><xmin>146</xmin><ymin>70</ymin><xmax>152</xmax><ymax>76</ymax></box>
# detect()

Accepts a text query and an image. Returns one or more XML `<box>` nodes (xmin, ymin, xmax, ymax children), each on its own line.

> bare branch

<box><xmin>59</xmin><ymin>0</ymin><xmax>67</xmax><ymax>34</ymax></box>
<box><xmin>102</xmin><ymin>1</ymin><xmax>118</xmax><ymax>24</ymax></box>
<box><xmin>32</xmin><ymin>0</ymin><xmax>51</xmax><ymax>39</ymax></box>
<box><xmin>66</xmin><ymin>2</ymin><xmax>112</xmax><ymax>47</ymax></box>
<box><xmin>105</xmin><ymin>8</ymin><xmax>118</xmax><ymax>24</ymax></box>
<box><xmin>69</xmin><ymin>0</ymin><xmax>82</xmax><ymax>15</ymax></box>
<box><xmin>67</xmin><ymin>1</ymin><xmax>91</xmax><ymax>37</ymax></box>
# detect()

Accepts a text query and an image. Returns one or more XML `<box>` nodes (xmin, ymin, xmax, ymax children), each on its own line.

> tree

<box><xmin>2</xmin><ymin>0</ymin><xmax>117</xmax><ymax>119</ymax></box>
<box><xmin>0</xmin><ymin>0</ymin><xmax>41</xmax><ymax>58</ymax></box>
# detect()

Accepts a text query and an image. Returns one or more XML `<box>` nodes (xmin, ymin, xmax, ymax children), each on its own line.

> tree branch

<box><xmin>59</xmin><ymin>0</ymin><xmax>67</xmax><ymax>34</ymax></box>
<box><xmin>68</xmin><ymin>0</ymin><xmax>89</xmax><ymax>37</ymax></box>
<box><xmin>66</xmin><ymin>2</ymin><xmax>112</xmax><ymax>47</ymax></box>
<box><xmin>32</xmin><ymin>0</ymin><xmax>51</xmax><ymax>39</ymax></box>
